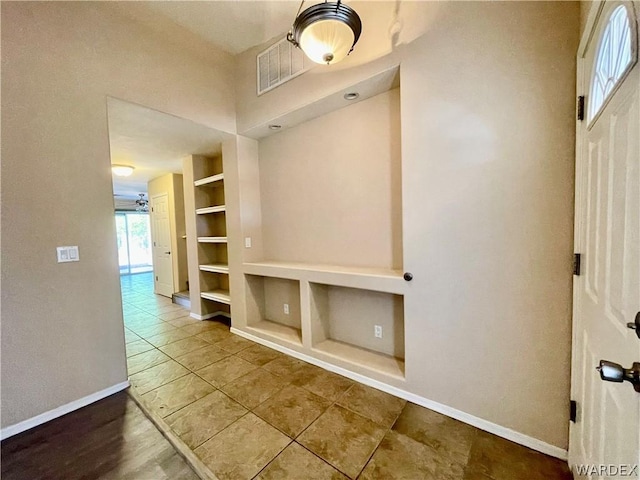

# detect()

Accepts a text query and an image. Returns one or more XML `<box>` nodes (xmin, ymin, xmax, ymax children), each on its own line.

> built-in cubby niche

<box><xmin>245</xmin><ymin>274</ymin><xmax>302</xmax><ymax>346</ymax></box>
<box><xmin>310</xmin><ymin>282</ymin><xmax>405</xmax><ymax>379</ymax></box>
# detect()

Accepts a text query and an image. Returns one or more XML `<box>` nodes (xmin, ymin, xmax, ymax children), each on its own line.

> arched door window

<box><xmin>588</xmin><ymin>4</ymin><xmax>637</xmax><ymax>122</ymax></box>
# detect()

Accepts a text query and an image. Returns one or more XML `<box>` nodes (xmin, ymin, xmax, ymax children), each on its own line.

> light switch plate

<box><xmin>57</xmin><ymin>246</ymin><xmax>79</xmax><ymax>263</ymax></box>
<box><xmin>245</xmin><ymin>237</ymin><xmax>252</xmax><ymax>248</ymax></box>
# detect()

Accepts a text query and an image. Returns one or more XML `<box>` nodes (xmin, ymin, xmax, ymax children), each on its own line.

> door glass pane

<box><xmin>116</xmin><ymin>214</ymin><xmax>130</xmax><ymax>275</ymax></box>
<box><xmin>126</xmin><ymin>213</ymin><xmax>153</xmax><ymax>274</ymax></box>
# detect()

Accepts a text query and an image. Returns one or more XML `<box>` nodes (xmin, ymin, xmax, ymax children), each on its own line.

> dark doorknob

<box><xmin>596</xmin><ymin>360</ymin><xmax>640</xmax><ymax>392</ymax></box>
<box><xmin>164</xmin><ymin>251</ymin><xmax>171</xmax><ymax>255</ymax></box>
<box><xmin>403</xmin><ymin>272</ymin><xmax>413</xmax><ymax>281</ymax></box>
<box><xmin>627</xmin><ymin>312</ymin><xmax>640</xmax><ymax>339</ymax></box>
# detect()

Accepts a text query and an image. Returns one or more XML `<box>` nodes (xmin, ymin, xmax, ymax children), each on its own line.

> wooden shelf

<box><xmin>201</xmin><ymin>289</ymin><xmax>231</xmax><ymax>305</ymax></box>
<box><xmin>194</xmin><ymin>173</ymin><xmax>224</xmax><ymax>187</ymax></box>
<box><xmin>247</xmin><ymin>320</ymin><xmax>302</xmax><ymax>346</ymax></box>
<box><xmin>197</xmin><ymin>236</ymin><xmax>227</xmax><ymax>243</ymax></box>
<box><xmin>196</xmin><ymin>205</ymin><xmax>226</xmax><ymax>215</ymax></box>
<box><xmin>313</xmin><ymin>339</ymin><xmax>405</xmax><ymax>380</ymax></box>
<box><xmin>199</xmin><ymin>264</ymin><xmax>229</xmax><ymax>274</ymax></box>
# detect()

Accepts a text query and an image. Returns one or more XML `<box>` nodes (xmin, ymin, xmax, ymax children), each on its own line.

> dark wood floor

<box><xmin>1</xmin><ymin>391</ymin><xmax>199</xmax><ymax>480</ymax></box>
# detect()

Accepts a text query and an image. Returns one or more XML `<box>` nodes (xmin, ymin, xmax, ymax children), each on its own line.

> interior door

<box><xmin>150</xmin><ymin>193</ymin><xmax>174</xmax><ymax>298</ymax></box>
<box><xmin>569</xmin><ymin>1</ymin><xmax>640</xmax><ymax>476</ymax></box>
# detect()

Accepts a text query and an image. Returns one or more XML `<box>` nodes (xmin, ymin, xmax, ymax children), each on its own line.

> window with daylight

<box><xmin>588</xmin><ymin>4</ymin><xmax>637</xmax><ymax>122</ymax></box>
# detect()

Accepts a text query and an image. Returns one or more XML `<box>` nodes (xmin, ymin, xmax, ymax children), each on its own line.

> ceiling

<box><xmin>108</xmin><ymin>97</ymin><xmax>227</xmax><ymax>200</ymax></box>
<box><xmin>140</xmin><ymin>1</ymin><xmax>295</xmax><ymax>55</ymax></box>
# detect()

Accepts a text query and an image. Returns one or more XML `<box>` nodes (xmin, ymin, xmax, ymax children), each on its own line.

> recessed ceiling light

<box><xmin>269</xmin><ymin>124</ymin><xmax>282</xmax><ymax>130</ymax></box>
<box><xmin>112</xmin><ymin>165</ymin><xmax>135</xmax><ymax>177</ymax></box>
<box><xmin>344</xmin><ymin>92</ymin><xmax>359</xmax><ymax>100</ymax></box>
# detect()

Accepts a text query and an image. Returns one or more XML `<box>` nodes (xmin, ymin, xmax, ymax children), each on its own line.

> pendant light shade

<box><xmin>287</xmin><ymin>2</ymin><xmax>362</xmax><ymax>65</ymax></box>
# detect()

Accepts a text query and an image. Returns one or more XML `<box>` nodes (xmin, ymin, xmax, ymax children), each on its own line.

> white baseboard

<box><xmin>0</xmin><ymin>381</ymin><xmax>130</xmax><ymax>441</ymax></box>
<box><xmin>231</xmin><ymin>327</ymin><xmax>568</xmax><ymax>461</ymax></box>
<box><xmin>189</xmin><ymin>311</ymin><xmax>229</xmax><ymax>321</ymax></box>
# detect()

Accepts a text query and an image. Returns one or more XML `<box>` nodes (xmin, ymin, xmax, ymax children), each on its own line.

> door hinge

<box><xmin>573</xmin><ymin>253</ymin><xmax>581</xmax><ymax>276</ymax></box>
<box><xmin>577</xmin><ymin>96</ymin><xmax>585</xmax><ymax>121</ymax></box>
<box><xmin>570</xmin><ymin>400</ymin><xmax>577</xmax><ymax>422</ymax></box>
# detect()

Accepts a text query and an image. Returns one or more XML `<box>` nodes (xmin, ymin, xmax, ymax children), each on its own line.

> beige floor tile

<box><xmin>125</xmin><ymin>339</ymin><xmax>155</xmax><ymax>358</ymax></box>
<box><xmin>236</xmin><ymin>344</ymin><xmax>283</xmax><ymax>366</ymax></box>
<box><xmin>141</xmin><ymin>374</ymin><xmax>215</xmax><ymax>418</ymax></box>
<box><xmin>215</xmin><ymin>335</ymin><xmax>254</xmax><ymax>354</ymax></box>
<box><xmin>129</xmin><ymin>359</ymin><xmax>190</xmax><ymax>394</ymax></box>
<box><xmin>392</xmin><ymin>402</ymin><xmax>476</xmax><ymax>465</ymax></box>
<box><xmin>337</xmin><ymin>383</ymin><xmax>406</xmax><ymax>428</ymax></box>
<box><xmin>174</xmin><ymin>345</ymin><xmax>230</xmax><ymax>371</ymax></box>
<box><xmin>159</xmin><ymin>337</ymin><xmax>211</xmax><ymax>358</ymax></box>
<box><xmin>165</xmin><ymin>391</ymin><xmax>247</xmax><ymax>449</ymax></box>
<box><xmin>292</xmin><ymin>367</ymin><xmax>353</xmax><ymax>402</ymax></box>
<box><xmin>127</xmin><ymin>349</ymin><xmax>171</xmax><ymax>375</ymax></box>
<box><xmin>168</xmin><ymin>316</ymin><xmax>200</xmax><ymax>328</ymax></box>
<box><xmin>181</xmin><ymin>321</ymin><xmax>225</xmax><ymax>336</ymax></box>
<box><xmin>298</xmin><ymin>405</ymin><xmax>387</xmax><ymax>478</ymax></box>
<box><xmin>465</xmin><ymin>431</ymin><xmax>572</xmax><ymax>480</ymax></box>
<box><xmin>256</xmin><ymin>442</ymin><xmax>348</xmax><ymax>480</ymax></box>
<box><xmin>196</xmin><ymin>328</ymin><xmax>232</xmax><ymax>344</ymax></box>
<box><xmin>263</xmin><ymin>355</ymin><xmax>308</xmax><ymax>378</ymax></box>
<box><xmin>194</xmin><ymin>413</ymin><xmax>290</xmax><ymax>480</ymax></box>
<box><xmin>131</xmin><ymin>322</ymin><xmax>177</xmax><ymax>339</ymax></box>
<box><xmin>159</xmin><ymin>309</ymin><xmax>190</xmax><ymax>322</ymax></box>
<box><xmin>124</xmin><ymin>329</ymin><xmax>141</xmax><ymax>344</ymax></box>
<box><xmin>145</xmin><ymin>329</ymin><xmax>193</xmax><ymax>347</ymax></box>
<box><xmin>196</xmin><ymin>356</ymin><xmax>258</xmax><ymax>388</ymax></box>
<box><xmin>254</xmin><ymin>384</ymin><xmax>332</xmax><ymax>438</ymax></box>
<box><xmin>221</xmin><ymin>368</ymin><xmax>289</xmax><ymax>409</ymax></box>
<box><xmin>360</xmin><ymin>430</ymin><xmax>464</xmax><ymax>480</ymax></box>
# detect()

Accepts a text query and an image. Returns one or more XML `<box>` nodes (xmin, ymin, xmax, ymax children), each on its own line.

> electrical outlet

<box><xmin>374</xmin><ymin>325</ymin><xmax>383</xmax><ymax>338</ymax></box>
<box><xmin>284</xmin><ymin>303</ymin><xmax>290</xmax><ymax>315</ymax></box>
<box><xmin>245</xmin><ymin>237</ymin><xmax>252</xmax><ymax>248</ymax></box>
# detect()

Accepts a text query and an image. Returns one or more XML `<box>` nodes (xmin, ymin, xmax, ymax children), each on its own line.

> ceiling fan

<box><xmin>135</xmin><ymin>193</ymin><xmax>149</xmax><ymax>212</ymax></box>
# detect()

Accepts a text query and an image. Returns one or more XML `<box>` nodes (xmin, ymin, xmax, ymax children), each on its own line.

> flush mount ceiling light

<box><xmin>287</xmin><ymin>0</ymin><xmax>362</xmax><ymax>65</ymax></box>
<box><xmin>111</xmin><ymin>164</ymin><xmax>135</xmax><ymax>177</ymax></box>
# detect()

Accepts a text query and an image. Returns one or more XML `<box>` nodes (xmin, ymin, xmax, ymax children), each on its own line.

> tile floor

<box><xmin>122</xmin><ymin>273</ymin><xmax>572</xmax><ymax>480</ymax></box>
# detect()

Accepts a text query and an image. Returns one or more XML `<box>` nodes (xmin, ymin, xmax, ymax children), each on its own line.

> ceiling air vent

<box><xmin>257</xmin><ymin>36</ymin><xmax>308</xmax><ymax>96</ymax></box>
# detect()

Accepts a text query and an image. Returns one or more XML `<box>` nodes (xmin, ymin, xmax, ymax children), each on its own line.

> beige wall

<box><xmin>148</xmin><ymin>174</ymin><xmax>188</xmax><ymax>294</ymax></box>
<box><xmin>1</xmin><ymin>2</ymin><xmax>235</xmax><ymax>429</ymax></box>
<box><xmin>400</xmin><ymin>1</ymin><xmax>579</xmax><ymax>448</ymax></box>
<box><xmin>258</xmin><ymin>89</ymin><xmax>402</xmax><ymax>269</ymax></box>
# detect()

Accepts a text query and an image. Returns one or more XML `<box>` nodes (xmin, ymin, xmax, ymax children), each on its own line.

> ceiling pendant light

<box><xmin>287</xmin><ymin>0</ymin><xmax>362</xmax><ymax>65</ymax></box>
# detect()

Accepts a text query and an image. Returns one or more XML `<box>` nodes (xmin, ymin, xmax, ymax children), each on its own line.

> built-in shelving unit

<box><xmin>201</xmin><ymin>289</ymin><xmax>231</xmax><ymax>305</ymax></box>
<box><xmin>185</xmin><ymin>154</ymin><xmax>231</xmax><ymax>319</ymax></box>
<box><xmin>199</xmin><ymin>264</ymin><xmax>229</xmax><ymax>274</ymax></box>
<box><xmin>194</xmin><ymin>173</ymin><xmax>224</xmax><ymax>187</ymax></box>
<box><xmin>197</xmin><ymin>236</ymin><xmax>227</xmax><ymax>243</ymax></box>
<box><xmin>196</xmin><ymin>205</ymin><xmax>226</xmax><ymax>215</ymax></box>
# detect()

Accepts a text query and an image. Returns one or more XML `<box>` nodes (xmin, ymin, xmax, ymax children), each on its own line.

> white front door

<box><xmin>569</xmin><ymin>2</ymin><xmax>640</xmax><ymax>477</ymax></box>
<box><xmin>150</xmin><ymin>193</ymin><xmax>174</xmax><ymax>298</ymax></box>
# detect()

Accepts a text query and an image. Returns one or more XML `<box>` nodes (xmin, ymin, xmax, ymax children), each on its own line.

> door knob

<box><xmin>164</xmin><ymin>251</ymin><xmax>171</xmax><ymax>255</ymax></box>
<box><xmin>403</xmin><ymin>272</ymin><xmax>413</xmax><ymax>281</ymax></box>
<box><xmin>627</xmin><ymin>312</ymin><xmax>640</xmax><ymax>339</ymax></box>
<box><xmin>596</xmin><ymin>360</ymin><xmax>640</xmax><ymax>392</ymax></box>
